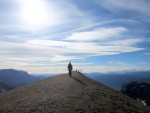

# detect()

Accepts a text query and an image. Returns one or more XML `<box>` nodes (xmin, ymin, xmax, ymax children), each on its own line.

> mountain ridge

<box><xmin>0</xmin><ymin>72</ymin><xmax>149</xmax><ymax>113</ymax></box>
<box><xmin>0</xmin><ymin>69</ymin><xmax>47</xmax><ymax>92</ymax></box>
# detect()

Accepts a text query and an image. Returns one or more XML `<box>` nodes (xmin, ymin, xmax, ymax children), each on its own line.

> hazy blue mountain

<box><xmin>0</xmin><ymin>69</ymin><xmax>38</xmax><ymax>87</ymax></box>
<box><xmin>0</xmin><ymin>69</ymin><xmax>50</xmax><ymax>92</ymax></box>
<box><xmin>0</xmin><ymin>81</ymin><xmax>15</xmax><ymax>93</ymax></box>
<box><xmin>85</xmin><ymin>71</ymin><xmax>150</xmax><ymax>90</ymax></box>
<box><xmin>32</xmin><ymin>74</ymin><xmax>56</xmax><ymax>79</ymax></box>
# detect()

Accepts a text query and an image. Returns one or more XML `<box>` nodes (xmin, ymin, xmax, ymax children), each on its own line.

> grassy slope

<box><xmin>0</xmin><ymin>72</ymin><xmax>149</xmax><ymax>113</ymax></box>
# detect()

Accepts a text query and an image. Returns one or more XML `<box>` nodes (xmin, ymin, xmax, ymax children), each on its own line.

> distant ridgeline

<box><xmin>0</xmin><ymin>69</ymin><xmax>47</xmax><ymax>93</ymax></box>
<box><xmin>85</xmin><ymin>71</ymin><xmax>150</xmax><ymax>90</ymax></box>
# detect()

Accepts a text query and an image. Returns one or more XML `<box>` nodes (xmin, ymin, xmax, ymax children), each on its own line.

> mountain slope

<box><xmin>0</xmin><ymin>72</ymin><xmax>149</xmax><ymax>113</ymax></box>
<box><xmin>0</xmin><ymin>69</ymin><xmax>47</xmax><ymax>93</ymax></box>
<box><xmin>121</xmin><ymin>81</ymin><xmax>150</xmax><ymax>106</ymax></box>
<box><xmin>0</xmin><ymin>81</ymin><xmax>15</xmax><ymax>93</ymax></box>
<box><xmin>0</xmin><ymin>69</ymin><xmax>38</xmax><ymax>87</ymax></box>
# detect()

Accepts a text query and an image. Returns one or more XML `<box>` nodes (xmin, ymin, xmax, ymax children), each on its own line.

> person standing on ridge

<box><xmin>68</xmin><ymin>62</ymin><xmax>73</xmax><ymax>77</ymax></box>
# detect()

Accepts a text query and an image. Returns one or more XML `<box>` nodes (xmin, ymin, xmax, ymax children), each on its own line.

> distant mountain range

<box><xmin>1</xmin><ymin>69</ymin><xmax>150</xmax><ymax>93</ymax></box>
<box><xmin>0</xmin><ymin>69</ymin><xmax>49</xmax><ymax>93</ymax></box>
<box><xmin>85</xmin><ymin>71</ymin><xmax>150</xmax><ymax>90</ymax></box>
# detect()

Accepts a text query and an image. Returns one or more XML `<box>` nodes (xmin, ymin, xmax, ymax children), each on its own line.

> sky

<box><xmin>0</xmin><ymin>0</ymin><xmax>150</xmax><ymax>74</ymax></box>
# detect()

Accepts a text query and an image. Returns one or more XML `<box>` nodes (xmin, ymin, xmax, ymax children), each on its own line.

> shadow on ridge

<box><xmin>72</xmin><ymin>77</ymin><xmax>86</xmax><ymax>85</ymax></box>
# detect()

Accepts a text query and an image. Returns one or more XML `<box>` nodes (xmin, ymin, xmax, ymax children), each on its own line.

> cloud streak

<box><xmin>95</xmin><ymin>0</ymin><xmax>150</xmax><ymax>15</ymax></box>
<box><xmin>66</xmin><ymin>27</ymin><xmax>127</xmax><ymax>41</ymax></box>
<box><xmin>28</xmin><ymin>26</ymin><xmax>144</xmax><ymax>59</ymax></box>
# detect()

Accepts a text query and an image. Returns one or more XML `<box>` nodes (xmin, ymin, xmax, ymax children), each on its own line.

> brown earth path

<box><xmin>0</xmin><ymin>72</ymin><xmax>150</xmax><ymax>113</ymax></box>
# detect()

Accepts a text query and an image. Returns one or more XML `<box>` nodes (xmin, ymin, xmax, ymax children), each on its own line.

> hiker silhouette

<box><xmin>68</xmin><ymin>62</ymin><xmax>73</xmax><ymax>77</ymax></box>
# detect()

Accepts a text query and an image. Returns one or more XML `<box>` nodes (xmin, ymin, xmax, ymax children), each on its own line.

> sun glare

<box><xmin>19</xmin><ymin>0</ymin><xmax>58</xmax><ymax>30</ymax></box>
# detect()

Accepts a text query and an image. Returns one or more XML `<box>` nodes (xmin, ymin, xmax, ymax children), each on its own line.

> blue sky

<box><xmin>0</xmin><ymin>0</ymin><xmax>150</xmax><ymax>74</ymax></box>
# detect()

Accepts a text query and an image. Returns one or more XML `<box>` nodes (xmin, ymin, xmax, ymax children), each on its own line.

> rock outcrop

<box><xmin>121</xmin><ymin>81</ymin><xmax>150</xmax><ymax>106</ymax></box>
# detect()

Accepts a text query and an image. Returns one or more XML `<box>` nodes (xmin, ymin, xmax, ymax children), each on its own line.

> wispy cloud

<box><xmin>145</xmin><ymin>53</ymin><xmax>150</xmax><ymax>55</ymax></box>
<box><xmin>66</xmin><ymin>27</ymin><xmax>127</xmax><ymax>41</ymax></box>
<box><xmin>95</xmin><ymin>0</ymin><xmax>150</xmax><ymax>15</ymax></box>
<box><xmin>77</xmin><ymin>65</ymin><xmax>150</xmax><ymax>73</ymax></box>
<box><xmin>1</xmin><ymin>57</ymin><xmax>149</xmax><ymax>74</ymax></box>
<box><xmin>27</xmin><ymin>25</ymin><xmax>145</xmax><ymax>61</ymax></box>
